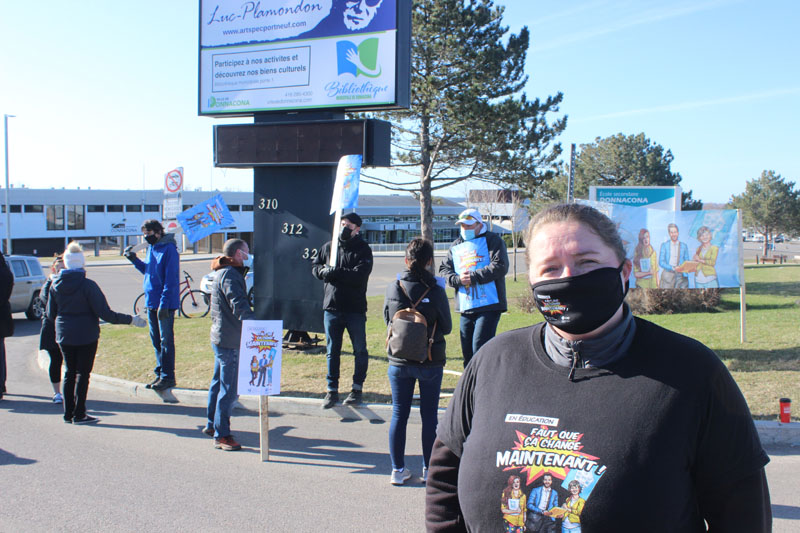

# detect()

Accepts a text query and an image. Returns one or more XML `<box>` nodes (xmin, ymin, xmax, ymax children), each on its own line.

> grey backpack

<box><xmin>386</xmin><ymin>282</ymin><xmax>437</xmax><ymax>362</ymax></box>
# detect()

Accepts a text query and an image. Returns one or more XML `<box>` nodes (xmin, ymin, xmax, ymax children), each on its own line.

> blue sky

<box><xmin>0</xmin><ymin>0</ymin><xmax>797</xmax><ymax>204</ymax></box>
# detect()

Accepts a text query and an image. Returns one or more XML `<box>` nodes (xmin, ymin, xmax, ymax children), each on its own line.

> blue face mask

<box><xmin>460</xmin><ymin>228</ymin><xmax>476</xmax><ymax>241</ymax></box>
<box><xmin>241</xmin><ymin>253</ymin><xmax>253</xmax><ymax>268</ymax></box>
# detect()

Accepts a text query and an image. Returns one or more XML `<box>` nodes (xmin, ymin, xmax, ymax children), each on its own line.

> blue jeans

<box><xmin>387</xmin><ymin>364</ymin><xmax>443</xmax><ymax>471</ymax></box>
<box><xmin>323</xmin><ymin>310</ymin><xmax>368</xmax><ymax>392</ymax></box>
<box><xmin>459</xmin><ymin>310</ymin><xmax>502</xmax><ymax>367</ymax></box>
<box><xmin>206</xmin><ymin>344</ymin><xmax>239</xmax><ymax>439</ymax></box>
<box><xmin>148</xmin><ymin>308</ymin><xmax>175</xmax><ymax>380</ymax></box>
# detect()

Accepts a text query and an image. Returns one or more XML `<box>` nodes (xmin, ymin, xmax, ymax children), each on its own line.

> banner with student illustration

<box><xmin>176</xmin><ymin>194</ymin><xmax>236</xmax><ymax>243</ymax></box>
<box><xmin>451</xmin><ymin>237</ymin><xmax>500</xmax><ymax>310</ymax></box>
<box><xmin>584</xmin><ymin>201</ymin><xmax>741</xmax><ymax>288</ymax></box>
<box><xmin>238</xmin><ymin>320</ymin><xmax>283</xmax><ymax>396</ymax></box>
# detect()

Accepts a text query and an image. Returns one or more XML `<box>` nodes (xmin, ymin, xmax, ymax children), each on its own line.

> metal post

<box><xmin>567</xmin><ymin>143</ymin><xmax>576</xmax><ymax>203</ymax></box>
<box><xmin>4</xmin><ymin>114</ymin><xmax>14</xmax><ymax>254</ymax></box>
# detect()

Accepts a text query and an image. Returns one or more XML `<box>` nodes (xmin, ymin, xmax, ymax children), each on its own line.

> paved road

<box><xmin>2</xmin><ymin>319</ymin><xmax>800</xmax><ymax>531</ymax></box>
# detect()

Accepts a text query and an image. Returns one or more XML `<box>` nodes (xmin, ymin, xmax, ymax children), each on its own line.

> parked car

<box><xmin>200</xmin><ymin>270</ymin><xmax>254</xmax><ymax>307</ymax></box>
<box><xmin>5</xmin><ymin>254</ymin><xmax>47</xmax><ymax>320</ymax></box>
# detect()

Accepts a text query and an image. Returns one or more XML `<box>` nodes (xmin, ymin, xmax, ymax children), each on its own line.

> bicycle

<box><xmin>133</xmin><ymin>270</ymin><xmax>210</xmax><ymax>318</ymax></box>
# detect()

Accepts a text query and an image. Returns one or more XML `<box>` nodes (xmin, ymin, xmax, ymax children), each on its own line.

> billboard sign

<box><xmin>198</xmin><ymin>0</ymin><xmax>410</xmax><ymax>115</ymax></box>
<box><xmin>589</xmin><ymin>186</ymin><xmax>682</xmax><ymax>211</ymax></box>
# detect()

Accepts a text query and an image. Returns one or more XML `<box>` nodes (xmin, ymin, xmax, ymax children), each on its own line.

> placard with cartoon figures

<box><xmin>583</xmin><ymin>200</ymin><xmax>741</xmax><ymax>288</ymax></box>
<box><xmin>498</xmin><ymin>414</ymin><xmax>606</xmax><ymax>532</ymax></box>
<box><xmin>238</xmin><ymin>320</ymin><xmax>282</xmax><ymax>396</ymax></box>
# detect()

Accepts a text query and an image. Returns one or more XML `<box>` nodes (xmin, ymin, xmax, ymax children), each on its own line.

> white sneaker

<box><xmin>52</xmin><ymin>393</ymin><xmax>63</xmax><ymax>404</ymax></box>
<box><xmin>390</xmin><ymin>468</ymin><xmax>412</xmax><ymax>485</ymax></box>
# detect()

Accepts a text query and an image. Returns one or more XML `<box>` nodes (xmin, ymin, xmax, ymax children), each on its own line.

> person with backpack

<box><xmin>383</xmin><ymin>238</ymin><xmax>451</xmax><ymax>485</ymax></box>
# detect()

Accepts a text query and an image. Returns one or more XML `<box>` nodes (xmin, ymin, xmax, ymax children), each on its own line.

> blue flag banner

<box><xmin>451</xmin><ymin>237</ymin><xmax>499</xmax><ymax>311</ymax></box>
<box><xmin>330</xmin><ymin>154</ymin><xmax>362</xmax><ymax>214</ymax></box>
<box><xmin>177</xmin><ymin>194</ymin><xmax>236</xmax><ymax>243</ymax></box>
<box><xmin>582</xmin><ymin>201</ymin><xmax>741</xmax><ymax>288</ymax></box>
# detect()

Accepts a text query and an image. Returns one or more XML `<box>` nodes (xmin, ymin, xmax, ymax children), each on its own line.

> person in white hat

<box><xmin>439</xmin><ymin>208</ymin><xmax>509</xmax><ymax>367</ymax></box>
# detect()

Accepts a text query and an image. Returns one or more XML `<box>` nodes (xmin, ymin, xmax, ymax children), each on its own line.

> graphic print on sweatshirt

<box><xmin>496</xmin><ymin>413</ymin><xmax>607</xmax><ymax>527</ymax></box>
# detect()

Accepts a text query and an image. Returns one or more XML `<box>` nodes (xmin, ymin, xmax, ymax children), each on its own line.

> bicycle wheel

<box><xmin>133</xmin><ymin>293</ymin><xmax>146</xmax><ymax>316</ymax></box>
<box><xmin>181</xmin><ymin>290</ymin><xmax>210</xmax><ymax>318</ymax></box>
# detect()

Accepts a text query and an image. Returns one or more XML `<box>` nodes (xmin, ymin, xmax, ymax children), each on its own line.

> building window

<box><xmin>47</xmin><ymin>205</ymin><xmax>65</xmax><ymax>230</ymax></box>
<box><xmin>107</xmin><ymin>205</ymin><xmax>123</xmax><ymax>212</ymax></box>
<box><xmin>68</xmin><ymin>205</ymin><xmax>85</xmax><ymax>230</ymax></box>
<box><xmin>126</xmin><ymin>205</ymin><xmax>142</xmax><ymax>212</ymax></box>
<box><xmin>228</xmin><ymin>205</ymin><xmax>240</xmax><ymax>211</ymax></box>
<box><xmin>24</xmin><ymin>205</ymin><xmax>43</xmax><ymax>213</ymax></box>
<box><xmin>184</xmin><ymin>205</ymin><xmax>193</xmax><ymax>210</ymax></box>
<box><xmin>242</xmin><ymin>204</ymin><xmax>254</xmax><ymax>211</ymax></box>
<box><xmin>8</xmin><ymin>205</ymin><xmax>21</xmax><ymax>213</ymax></box>
<box><xmin>87</xmin><ymin>205</ymin><xmax>105</xmax><ymax>213</ymax></box>
<box><xmin>144</xmin><ymin>204</ymin><xmax>160</xmax><ymax>212</ymax></box>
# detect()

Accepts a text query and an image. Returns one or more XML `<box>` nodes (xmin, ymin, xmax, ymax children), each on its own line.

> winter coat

<box><xmin>46</xmin><ymin>269</ymin><xmax>132</xmax><ymax>345</ymax></box>
<box><xmin>130</xmin><ymin>232</ymin><xmax>180</xmax><ymax>310</ymax></box>
<box><xmin>439</xmin><ymin>229</ymin><xmax>509</xmax><ymax>314</ymax></box>
<box><xmin>209</xmin><ymin>256</ymin><xmax>255</xmax><ymax>349</ymax></box>
<box><xmin>311</xmin><ymin>235</ymin><xmax>373</xmax><ymax>314</ymax></box>
<box><xmin>39</xmin><ymin>277</ymin><xmax>58</xmax><ymax>351</ymax></box>
<box><xmin>383</xmin><ymin>269</ymin><xmax>452</xmax><ymax>366</ymax></box>
<box><xmin>0</xmin><ymin>254</ymin><xmax>13</xmax><ymax>338</ymax></box>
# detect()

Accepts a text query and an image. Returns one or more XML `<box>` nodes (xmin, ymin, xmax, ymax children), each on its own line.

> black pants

<box><xmin>46</xmin><ymin>347</ymin><xmax>63</xmax><ymax>384</ymax></box>
<box><xmin>0</xmin><ymin>339</ymin><xmax>6</xmax><ymax>394</ymax></box>
<box><xmin>60</xmin><ymin>341</ymin><xmax>98</xmax><ymax>421</ymax></box>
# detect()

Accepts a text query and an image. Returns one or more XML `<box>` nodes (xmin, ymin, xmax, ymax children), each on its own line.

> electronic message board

<box><xmin>198</xmin><ymin>0</ymin><xmax>411</xmax><ymax>115</ymax></box>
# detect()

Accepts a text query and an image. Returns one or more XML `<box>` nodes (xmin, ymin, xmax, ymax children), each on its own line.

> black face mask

<box><xmin>530</xmin><ymin>264</ymin><xmax>628</xmax><ymax>335</ymax></box>
<box><xmin>339</xmin><ymin>226</ymin><xmax>353</xmax><ymax>241</ymax></box>
<box><xmin>144</xmin><ymin>234</ymin><xmax>159</xmax><ymax>246</ymax></box>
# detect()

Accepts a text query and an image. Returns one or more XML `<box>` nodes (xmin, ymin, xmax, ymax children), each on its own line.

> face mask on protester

<box><xmin>241</xmin><ymin>252</ymin><xmax>253</xmax><ymax>269</ymax></box>
<box><xmin>530</xmin><ymin>263</ymin><xmax>628</xmax><ymax>335</ymax></box>
<box><xmin>340</xmin><ymin>226</ymin><xmax>353</xmax><ymax>241</ymax></box>
<box><xmin>144</xmin><ymin>234</ymin><xmax>159</xmax><ymax>246</ymax></box>
<box><xmin>460</xmin><ymin>228</ymin><xmax>476</xmax><ymax>241</ymax></box>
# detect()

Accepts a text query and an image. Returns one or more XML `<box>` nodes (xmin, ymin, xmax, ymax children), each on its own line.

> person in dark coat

<box><xmin>383</xmin><ymin>237</ymin><xmax>452</xmax><ymax>485</ymax></box>
<box><xmin>0</xmin><ymin>253</ymin><xmax>14</xmax><ymax>401</ymax></box>
<box><xmin>39</xmin><ymin>255</ymin><xmax>65</xmax><ymax>403</ymax></box>
<box><xmin>311</xmin><ymin>212</ymin><xmax>374</xmax><ymax>408</ymax></box>
<box><xmin>47</xmin><ymin>242</ymin><xmax>146</xmax><ymax>424</ymax></box>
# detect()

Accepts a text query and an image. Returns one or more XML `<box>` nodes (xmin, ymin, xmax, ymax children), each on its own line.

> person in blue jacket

<box><xmin>125</xmin><ymin>220</ymin><xmax>180</xmax><ymax>391</ymax></box>
<box><xmin>526</xmin><ymin>473</ymin><xmax>559</xmax><ymax>533</ymax></box>
<box><xmin>658</xmin><ymin>223</ymin><xmax>690</xmax><ymax>289</ymax></box>
<box><xmin>48</xmin><ymin>242</ymin><xmax>146</xmax><ymax>424</ymax></box>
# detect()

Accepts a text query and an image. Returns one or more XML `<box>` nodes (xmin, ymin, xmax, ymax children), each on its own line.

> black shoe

<box><xmin>151</xmin><ymin>379</ymin><xmax>176</xmax><ymax>391</ymax></box>
<box><xmin>343</xmin><ymin>390</ymin><xmax>363</xmax><ymax>406</ymax></box>
<box><xmin>201</xmin><ymin>426</ymin><xmax>215</xmax><ymax>437</ymax></box>
<box><xmin>321</xmin><ymin>391</ymin><xmax>339</xmax><ymax>409</ymax></box>
<box><xmin>63</xmin><ymin>417</ymin><xmax>72</xmax><ymax>424</ymax></box>
<box><xmin>144</xmin><ymin>377</ymin><xmax>160</xmax><ymax>389</ymax></box>
<box><xmin>73</xmin><ymin>415</ymin><xmax>99</xmax><ymax>425</ymax></box>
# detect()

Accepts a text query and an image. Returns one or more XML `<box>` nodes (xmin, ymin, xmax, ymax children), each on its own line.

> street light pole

<box><xmin>3</xmin><ymin>114</ymin><xmax>14</xmax><ymax>255</ymax></box>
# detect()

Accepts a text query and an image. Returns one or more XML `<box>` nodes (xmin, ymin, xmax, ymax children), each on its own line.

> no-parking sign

<box><xmin>163</xmin><ymin>167</ymin><xmax>184</xmax><ymax>219</ymax></box>
<box><xmin>165</xmin><ymin>168</ymin><xmax>184</xmax><ymax>193</ymax></box>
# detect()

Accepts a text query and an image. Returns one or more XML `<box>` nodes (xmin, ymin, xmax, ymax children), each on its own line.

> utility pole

<box><xmin>567</xmin><ymin>143</ymin><xmax>576</xmax><ymax>203</ymax></box>
<box><xmin>4</xmin><ymin>114</ymin><xmax>15</xmax><ymax>254</ymax></box>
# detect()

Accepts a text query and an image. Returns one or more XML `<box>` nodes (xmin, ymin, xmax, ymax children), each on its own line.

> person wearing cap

<box><xmin>311</xmin><ymin>212</ymin><xmax>374</xmax><ymax>408</ymax></box>
<box><xmin>124</xmin><ymin>219</ymin><xmax>180</xmax><ymax>391</ymax></box>
<box><xmin>439</xmin><ymin>208</ymin><xmax>509</xmax><ymax>367</ymax></box>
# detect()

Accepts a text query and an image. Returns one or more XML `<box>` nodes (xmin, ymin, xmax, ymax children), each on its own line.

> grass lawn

<box><xmin>94</xmin><ymin>264</ymin><xmax>800</xmax><ymax>419</ymax></box>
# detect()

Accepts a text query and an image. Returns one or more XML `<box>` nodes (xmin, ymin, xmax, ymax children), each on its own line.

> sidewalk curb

<box><xmin>37</xmin><ymin>351</ymin><xmax>800</xmax><ymax>442</ymax></box>
<box><xmin>37</xmin><ymin>350</ymin><xmax>425</xmax><ymax>425</ymax></box>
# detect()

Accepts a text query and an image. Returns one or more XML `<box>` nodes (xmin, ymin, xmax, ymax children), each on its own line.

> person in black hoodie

<box><xmin>47</xmin><ymin>242</ymin><xmax>146</xmax><ymax>424</ymax></box>
<box><xmin>383</xmin><ymin>237</ymin><xmax>452</xmax><ymax>486</ymax></box>
<box><xmin>39</xmin><ymin>254</ymin><xmax>65</xmax><ymax>403</ymax></box>
<box><xmin>311</xmin><ymin>212</ymin><xmax>373</xmax><ymax>408</ymax></box>
<box><xmin>0</xmin><ymin>252</ymin><xmax>13</xmax><ymax>401</ymax></box>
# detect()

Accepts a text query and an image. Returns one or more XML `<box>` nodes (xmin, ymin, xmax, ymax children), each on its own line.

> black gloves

<box><xmin>157</xmin><ymin>308</ymin><xmax>172</xmax><ymax>321</ymax></box>
<box><xmin>123</xmin><ymin>245</ymin><xmax>137</xmax><ymax>261</ymax></box>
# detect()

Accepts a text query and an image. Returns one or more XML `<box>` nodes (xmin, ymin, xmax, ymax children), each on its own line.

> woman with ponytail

<box><xmin>383</xmin><ymin>237</ymin><xmax>452</xmax><ymax>485</ymax></box>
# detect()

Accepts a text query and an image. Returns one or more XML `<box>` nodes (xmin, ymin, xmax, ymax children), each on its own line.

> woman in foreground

<box><xmin>425</xmin><ymin>203</ymin><xmax>770</xmax><ymax>532</ymax></box>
